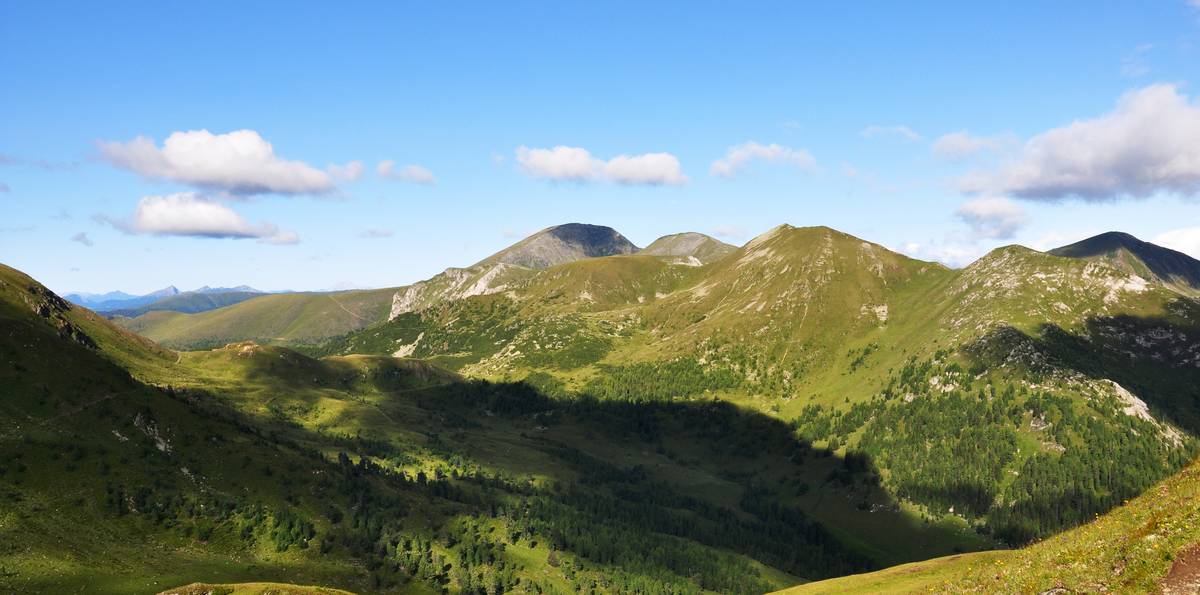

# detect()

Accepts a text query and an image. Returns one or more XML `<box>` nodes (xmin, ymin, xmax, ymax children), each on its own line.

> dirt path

<box><xmin>326</xmin><ymin>294</ymin><xmax>366</xmax><ymax>321</ymax></box>
<box><xmin>1160</xmin><ymin>543</ymin><xmax>1200</xmax><ymax>595</ymax></box>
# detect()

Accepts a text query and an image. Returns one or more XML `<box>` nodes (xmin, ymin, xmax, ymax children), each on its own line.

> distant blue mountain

<box><xmin>65</xmin><ymin>286</ymin><xmax>180</xmax><ymax>312</ymax></box>
<box><xmin>66</xmin><ymin>285</ymin><xmax>266</xmax><ymax>313</ymax></box>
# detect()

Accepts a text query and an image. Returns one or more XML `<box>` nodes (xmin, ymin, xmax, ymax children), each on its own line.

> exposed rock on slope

<box><xmin>1051</xmin><ymin>231</ymin><xmax>1200</xmax><ymax>296</ymax></box>
<box><xmin>388</xmin><ymin>262</ymin><xmax>535</xmax><ymax>319</ymax></box>
<box><xmin>388</xmin><ymin>223</ymin><xmax>638</xmax><ymax>319</ymax></box>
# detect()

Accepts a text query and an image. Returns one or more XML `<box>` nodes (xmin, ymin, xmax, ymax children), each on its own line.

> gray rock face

<box><xmin>475</xmin><ymin>223</ymin><xmax>639</xmax><ymax>270</ymax></box>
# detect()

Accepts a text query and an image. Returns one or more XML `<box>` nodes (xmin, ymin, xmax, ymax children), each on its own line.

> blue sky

<box><xmin>3</xmin><ymin>1</ymin><xmax>1200</xmax><ymax>294</ymax></box>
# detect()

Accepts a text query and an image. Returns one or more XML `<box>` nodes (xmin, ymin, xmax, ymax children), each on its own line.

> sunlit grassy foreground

<box><xmin>781</xmin><ymin>457</ymin><xmax>1200</xmax><ymax>593</ymax></box>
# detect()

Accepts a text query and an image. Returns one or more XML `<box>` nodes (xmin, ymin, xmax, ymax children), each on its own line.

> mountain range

<box><xmin>66</xmin><ymin>285</ymin><xmax>268</xmax><ymax>314</ymax></box>
<box><xmin>4</xmin><ymin>222</ymin><xmax>1200</xmax><ymax>593</ymax></box>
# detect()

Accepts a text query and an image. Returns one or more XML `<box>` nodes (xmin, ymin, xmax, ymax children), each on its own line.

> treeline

<box><xmin>793</xmin><ymin>355</ymin><xmax>1199</xmax><ymax>544</ymax></box>
<box><xmin>80</xmin><ymin>376</ymin><xmax>880</xmax><ymax>593</ymax></box>
<box><xmin>583</xmin><ymin>359</ymin><xmax>743</xmax><ymax>402</ymax></box>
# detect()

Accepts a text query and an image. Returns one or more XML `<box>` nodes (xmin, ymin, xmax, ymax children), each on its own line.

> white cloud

<box><xmin>98</xmin><ymin>129</ymin><xmax>334</xmax><ymax>195</ymax></box>
<box><xmin>378</xmin><ymin>160</ymin><xmax>436</xmax><ymax>185</ymax></box>
<box><xmin>711</xmin><ymin>225</ymin><xmax>748</xmax><ymax>240</ymax></box>
<box><xmin>100</xmin><ymin>192</ymin><xmax>298</xmax><ymax>244</ymax></box>
<box><xmin>959</xmin><ymin>84</ymin><xmax>1200</xmax><ymax>201</ymax></box>
<box><xmin>603</xmin><ymin>153</ymin><xmax>687</xmax><ymax>185</ymax></box>
<box><xmin>709</xmin><ymin>142</ymin><xmax>816</xmax><ymax>177</ymax></box>
<box><xmin>70</xmin><ymin>232</ymin><xmax>93</xmax><ymax>247</ymax></box>
<box><xmin>860</xmin><ymin>125</ymin><xmax>922</xmax><ymax>141</ymax></box>
<box><xmin>954</xmin><ymin>197</ymin><xmax>1029</xmax><ymax>240</ymax></box>
<box><xmin>932</xmin><ymin>131</ymin><xmax>1016</xmax><ymax>160</ymax></box>
<box><xmin>897</xmin><ymin>240</ymin><xmax>982</xmax><ymax>268</ymax></box>
<box><xmin>1154</xmin><ymin>226</ymin><xmax>1200</xmax><ymax>259</ymax></box>
<box><xmin>515</xmin><ymin>146</ymin><xmax>686</xmax><ymax>185</ymax></box>
<box><xmin>516</xmin><ymin>146</ymin><xmax>602</xmax><ymax>181</ymax></box>
<box><xmin>328</xmin><ymin>160</ymin><xmax>364</xmax><ymax>182</ymax></box>
<box><xmin>1027</xmin><ymin>229</ymin><xmax>1100</xmax><ymax>252</ymax></box>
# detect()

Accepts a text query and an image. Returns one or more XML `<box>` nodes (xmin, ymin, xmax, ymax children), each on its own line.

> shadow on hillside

<box><xmin>197</xmin><ymin>346</ymin><xmax>992</xmax><ymax>573</ymax></box>
<box><xmin>969</xmin><ymin>301</ymin><xmax>1200</xmax><ymax>435</ymax></box>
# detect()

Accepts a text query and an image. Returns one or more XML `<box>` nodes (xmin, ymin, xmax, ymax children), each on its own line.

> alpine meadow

<box><xmin>4</xmin><ymin>2</ymin><xmax>1200</xmax><ymax>594</ymax></box>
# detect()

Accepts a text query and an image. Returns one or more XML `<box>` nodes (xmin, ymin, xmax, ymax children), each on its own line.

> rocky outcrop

<box><xmin>389</xmin><ymin>263</ymin><xmax>534</xmax><ymax>319</ymax></box>
<box><xmin>388</xmin><ymin>224</ymin><xmax>638</xmax><ymax>319</ymax></box>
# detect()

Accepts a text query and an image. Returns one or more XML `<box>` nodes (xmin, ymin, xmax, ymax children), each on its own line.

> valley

<box><xmin>4</xmin><ymin>223</ymin><xmax>1199</xmax><ymax>594</ymax></box>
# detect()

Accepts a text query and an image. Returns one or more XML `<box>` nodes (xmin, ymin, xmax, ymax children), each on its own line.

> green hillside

<box><xmin>313</xmin><ymin>226</ymin><xmax>1200</xmax><ymax>548</ymax></box>
<box><xmin>1</xmin><ymin>262</ymin><xmax>993</xmax><ymax>594</ymax></box>
<box><xmin>161</xmin><ymin>583</ymin><xmax>356</xmax><ymax>595</ymax></box>
<box><xmin>116</xmin><ymin>288</ymin><xmax>398</xmax><ymax>350</ymax></box>
<box><xmin>780</xmin><ymin>455</ymin><xmax>1200</xmax><ymax>594</ymax></box>
<box><xmin>639</xmin><ymin>232</ymin><xmax>737</xmax><ymax>264</ymax></box>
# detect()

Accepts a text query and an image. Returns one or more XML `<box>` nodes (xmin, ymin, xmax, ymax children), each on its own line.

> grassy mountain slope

<box><xmin>781</xmin><ymin>455</ymin><xmax>1200</xmax><ymax>594</ymax></box>
<box><xmin>116</xmin><ymin>288</ymin><xmax>398</xmax><ymax>350</ymax></box>
<box><xmin>386</xmin><ymin>223</ymin><xmax>642</xmax><ymax>320</ymax></box>
<box><xmin>313</xmin><ymin>226</ymin><xmax>1200</xmax><ymax>550</ymax></box>
<box><xmin>161</xmin><ymin>584</ymin><xmax>355</xmax><ymax>595</ymax></box>
<box><xmin>2</xmin><ymin>262</ymin><xmax>990</xmax><ymax>594</ymax></box>
<box><xmin>109</xmin><ymin>290</ymin><xmax>264</xmax><ymax>317</ymax></box>
<box><xmin>639</xmin><ymin>232</ymin><xmax>737</xmax><ymax>264</ymax></box>
<box><xmin>1051</xmin><ymin>231</ymin><xmax>1200</xmax><ymax>296</ymax></box>
<box><xmin>386</xmin><ymin>263</ymin><xmax>537</xmax><ymax>319</ymax></box>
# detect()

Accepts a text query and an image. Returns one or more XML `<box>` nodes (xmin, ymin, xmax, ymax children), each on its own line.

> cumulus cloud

<box><xmin>515</xmin><ymin>146</ymin><xmax>686</xmax><ymax>185</ymax></box>
<box><xmin>516</xmin><ymin>146</ymin><xmax>600</xmax><ymax>181</ymax></box>
<box><xmin>709</xmin><ymin>142</ymin><xmax>816</xmax><ymax>177</ymax></box>
<box><xmin>959</xmin><ymin>84</ymin><xmax>1200</xmax><ymax>201</ymax></box>
<box><xmin>378</xmin><ymin>160</ymin><xmax>436</xmax><ymax>185</ymax></box>
<box><xmin>932</xmin><ymin>131</ymin><xmax>1016</xmax><ymax>160</ymax></box>
<box><xmin>328</xmin><ymin>160</ymin><xmax>364</xmax><ymax>182</ymax></box>
<box><xmin>602</xmin><ymin>153</ymin><xmax>687</xmax><ymax>185</ymax></box>
<box><xmin>97</xmin><ymin>129</ymin><xmax>334</xmax><ymax>195</ymax></box>
<box><xmin>1154</xmin><ymin>226</ymin><xmax>1200</xmax><ymax>259</ymax></box>
<box><xmin>99</xmin><ymin>192</ymin><xmax>298</xmax><ymax>244</ymax></box>
<box><xmin>954</xmin><ymin>197</ymin><xmax>1029</xmax><ymax>240</ymax></box>
<box><xmin>359</xmin><ymin>228</ymin><xmax>394</xmax><ymax>239</ymax></box>
<box><xmin>70</xmin><ymin>232</ymin><xmax>93</xmax><ymax>247</ymax></box>
<box><xmin>860</xmin><ymin>125</ymin><xmax>922</xmax><ymax>141</ymax></box>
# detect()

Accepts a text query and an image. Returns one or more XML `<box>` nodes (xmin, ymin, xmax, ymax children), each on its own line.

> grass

<box><xmin>783</xmin><ymin>455</ymin><xmax>1200</xmax><ymax>593</ymax></box>
<box><xmin>6</xmin><ymin>221</ymin><xmax>1200</xmax><ymax>593</ymax></box>
<box><xmin>159</xmin><ymin>582</ymin><xmax>360</xmax><ymax>595</ymax></box>
<box><xmin>4</xmin><ymin>260</ymin><xmax>996</xmax><ymax>593</ymax></box>
<box><xmin>776</xmin><ymin>551</ymin><xmax>1007</xmax><ymax>594</ymax></box>
<box><xmin>116</xmin><ymin>287</ymin><xmax>398</xmax><ymax>349</ymax></box>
